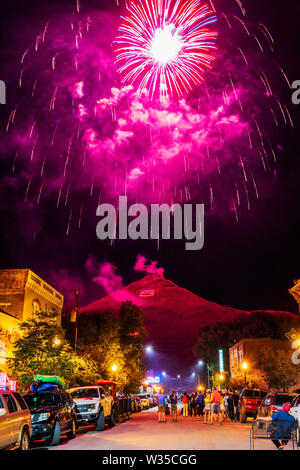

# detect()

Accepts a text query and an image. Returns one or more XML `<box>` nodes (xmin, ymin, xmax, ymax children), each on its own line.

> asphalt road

<box><xmin>41</xmin><ymin>407</ymin><xmax>297</xmax><ymax>451</ymax></box>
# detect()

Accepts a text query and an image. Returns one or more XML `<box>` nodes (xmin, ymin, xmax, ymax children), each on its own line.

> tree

<box><xmin>119</xmin><ymin>301</ymin><xmax>148</xmax><ymax>394</ymax></box>
<box><xmin>228</xmin><ymin>366</ymin><xmax>268</xmax><ymax>390</ymax></box>
<box><xmin>67</xmin><ymin>354</ymin><xmax>100</xmax><ymax>388</ymax></box>
<box><xmin>8</xmin><ymin>310</ymin><xmax>76</xmax><ymax>392</ymax></box>
<box><xmin>211</xmin><ymin>371</ymin><xmax>230</xmax><ymax>390</ymax></box>
<box><xmin>72</xmin><ymin>302</ymin><xmax>148</xmax><ymax>394</ymax></box>
<box><xmin>79</xmin><ymin>316</ymin><xmax>128</xmax><ymax>386</ymax></box>
<box><xmin>258</xmin><ymin>347</ymin><xmax>300</xmax><ymax>392</ymax></box>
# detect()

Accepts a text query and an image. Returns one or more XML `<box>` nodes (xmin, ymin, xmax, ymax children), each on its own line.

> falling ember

<box><xmin>2</xmin><ymin>0</ymin><xmax>293</xmax><ymax>243</ymax></box>
<box><xmin>114</xmin><ymin>0</ymin><xmax>218</xmax><ymax>99</ymax></box>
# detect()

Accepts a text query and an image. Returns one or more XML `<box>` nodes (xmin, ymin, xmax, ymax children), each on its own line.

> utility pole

<box><xmin>71</xmin><ymin>289</ymin><xmax>80</xmax><ymax>353</ymax></box>
<box><xmin>207</xmin><ymin>364</ymin><xmax>210</xmax><ymax>389</ymax></box>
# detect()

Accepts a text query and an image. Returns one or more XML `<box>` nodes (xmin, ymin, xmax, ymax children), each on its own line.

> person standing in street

<box><xmin>182</xmin><ymin>392</ymin><xmax>189</xmax><ymax>417</ymax></box>
<box><xmin>158</xmin><ymin>389</ymin><xmax>167</xmax><ymax>422</ymax></box>
<box><xmin>190</xmin><ymin>392</ymin><xmax>197</xmax><ymax>417</ymax></box>
<box><xmin>203</xmin><ymin>390</ymin><xmax>212</xmax><ymax>423</ymax></box>
<box><xmin>170</xmin><ymin>390</ymin><xmax>178</xmax><ymax>422</ymax></box>
<box><xmin>210</xmin><ymin>387</ymin><xmax>223</xmax><ymax>425</ymax></box>
<box><xmin>233</xmin><ymin>391</ymin><xmax>240</xmax><ymax>422</ymax></box>
<box><xmin>197</xmin><ymin>391</ymin><xmax>205</xmax><ymax>417</ymax></box>
<box><xmin>227</xmin><ymin>393</ymin><xmax>234</xmax><ymax>422</ymax></box>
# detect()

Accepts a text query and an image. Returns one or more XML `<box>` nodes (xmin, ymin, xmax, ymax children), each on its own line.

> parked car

<box><xmin>258</xmin><ymin>392</ymin><xmax>297</xmax><ymax>418</ymax></box>
<box><xmin>68</xmin><ymin>386</ymin><xmax>116</xmax><ymax>431</ymax></box>
<box><xmin>134</xmin><ymin>394</ymin><xmax>151</xmax><ymax>409</ymax></box>
<box><xmin>239</xmin><ymin>388</ymin><xmax>268</xmax><ymax>422</ymax></box>
<box><xmin>289</xmin><ymin>394</ymin><xmax>300</xmax><ymax>446</ymax></box>
<box><xmin>23</xmin><ymin>384</ymin><xmax>77</xmax><ymax>446</ymax></box>
<box><xmin>0</xmin><ymin>390</ymin><xmax>32</xmax><ymax>450</ymax></box>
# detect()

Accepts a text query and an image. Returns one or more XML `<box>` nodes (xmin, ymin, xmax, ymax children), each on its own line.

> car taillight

<box><xmin>271</xmin><ymin>405</ymin><xmax>278</xmax><ymax>411</ymax></box>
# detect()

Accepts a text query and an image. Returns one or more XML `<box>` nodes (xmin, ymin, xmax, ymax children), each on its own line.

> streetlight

<box><xmin>145</xmin><ymin>345</ymin><xmax>153</xmax><ymax>354</ymax></box>
<box><xmin>52</xmin><ymin>336</ymin><xmax>62</xmax><ymax>348</ymax></box>
<box><xmin>242</xmin><ymin>361</ymin><xmax>248</xmax><ymax>386</ymax></box>
<box><xmin>198</xmin><ymin>360</ymin><xmax>210</xmax><ymax>389</ymax></box>
<box><xmin>112</xmin><ymin>364</ymin><xmax>118</xmax><ymax>381</ymax></box>
<box><xmin>71</xmin><ymin>289</ymin><xmax>80</xmax><ymax>353</ymax></box>
<box><xmin>192</xmin><ymin>372</ymin><xmax>200</xmax><ymax>385</ymax></box>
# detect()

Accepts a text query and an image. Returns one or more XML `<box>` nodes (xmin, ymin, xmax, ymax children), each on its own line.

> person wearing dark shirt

<box><xmin>190</xmin><ymin>393</ymin><xmax>197</xmax><ymax>417</ymax></box>
<box><xmin>169</xmin><ymin>391</ymin><xmax>178</xmax><ymax>422</ymax></box>
<box><xmin>197</xmin><ymin>392</ymin><xmax>205</xmax><ymax>417</ymax></box>
<box><xmin>227</xmin><ymin>394</ymin><xmax>234</xmax><ymax>422</ymax></box>
<box><xmin>232</xmin><ymin>391</ymin><xmax>240</xmax><ymax>422</ymax></box>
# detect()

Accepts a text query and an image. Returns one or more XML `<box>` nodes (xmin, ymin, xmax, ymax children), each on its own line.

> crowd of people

<box><xmin>157</xmin><ymin>388</ymin><xmax>241</xmax><ymax>424</ymax></box>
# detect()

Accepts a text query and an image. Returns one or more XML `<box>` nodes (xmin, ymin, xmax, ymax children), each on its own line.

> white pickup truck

<box><xmin>68</xmin><ymin>386</ymin><xmax>116</xmax><ymax>431</ymax></box>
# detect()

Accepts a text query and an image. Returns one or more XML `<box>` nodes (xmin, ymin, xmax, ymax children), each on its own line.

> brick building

<box><xmin>0</xmin><ymin>269</ymin><xmax>64</xmax><ymax>382</ymax></box>
<box><xmin>229</xmin><ymin>337</ymin><xmax>290</xmax><ymax>376</ymax></box>
<box><xmin>229</xmin><ymin>337</ymin><xmax>300</xmax><ymax>392</ymax></box>
<box><xmin>0</xmin><ymin>269</ymin><xmax>63</xmax><ymax>324</ymax></box>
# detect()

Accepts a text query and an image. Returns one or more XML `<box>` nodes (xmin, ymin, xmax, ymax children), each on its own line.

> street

<box><xmin>46</xmin><ymin>407</ymin><xmax>295</xmax><ymax>451</ymax></box>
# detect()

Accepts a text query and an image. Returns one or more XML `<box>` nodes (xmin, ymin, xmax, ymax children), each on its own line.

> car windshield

<box><xmin>70</xmin><ymin>388</ymin><xmax>99</xmax><ymax>399</ymax></box>
<box><xmin>23</xmin><ymin>392</ymin><xmax>56</xmax><ymax>409</ymax></box>
<box><xmin>244</xmin><ymin>390</ymin><xmax>267</xmax><ymax>398</ymax></box>
<box><xmin>275</xmin><ymin>395</ymin><xmax>295</xmax><ymax>405</ymax></box>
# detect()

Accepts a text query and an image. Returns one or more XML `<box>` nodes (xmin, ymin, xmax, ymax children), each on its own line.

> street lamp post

<box><xmin>242</xmin><ymin>361</ymin><xmax>248</xmax><ymax>386</ymax></box>
<box><xmin>198</xmin><ymin>360</ymin><xmax>210</xmax><ymax>389</ymax></box>
<box><xmin>71</xmin><ymin>289</ymin><xmax>80</xmax><ymax>353</ymax></box>
<box><xmin>112</xmin><ymin>364</ymin><xmax>118</xmax><ymax>381</ymax></box>
<box><xmin>219</xmin><ymin>373</ymin><xmax>224</xmax><ymax>392</ymax></box>
<box><xmin>192</xmin><ymin>372</ymin><xmax>200</xmax><ymax>385</ymax></box>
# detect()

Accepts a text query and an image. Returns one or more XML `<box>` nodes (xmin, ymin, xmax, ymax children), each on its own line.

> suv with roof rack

<box><xmin>23</xmin><ymin>382</ymin><xmax>77</xmax><ymax>446</ymax></box>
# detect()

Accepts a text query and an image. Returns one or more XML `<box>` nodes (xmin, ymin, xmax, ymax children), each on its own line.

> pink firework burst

<box><xmin>114</xmin><ymin>0</ymin><xmax>218</xmax><ymax>99</ymax></box>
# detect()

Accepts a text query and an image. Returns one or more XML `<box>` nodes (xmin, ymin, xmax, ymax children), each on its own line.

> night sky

<box><xmin>0</xmin><ymin>0</ymin><xmax>300</xmax><ymax>314</ymax></box>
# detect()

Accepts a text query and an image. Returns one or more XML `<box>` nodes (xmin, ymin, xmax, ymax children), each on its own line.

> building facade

<box><xmin>229</xmin><ymin>338</ymin><xmax>290</xmax><ymax>376</ymax></box>
<box><xmin>0</xmin><ymin>269</ymin><xmax>63</xmax><ymax>324</ymax></box>
<box><xmin>0</xmin><ymin>269</ymin><xmax>64</xmax><ymax>382</ymax></box>
<box><xmin>229</xmin><ymin>337</ymin><xmax>300</xmax><ymax>392</ymax></box>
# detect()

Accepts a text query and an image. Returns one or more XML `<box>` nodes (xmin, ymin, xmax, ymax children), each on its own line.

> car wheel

<box><xmin>109</xmin><ymin>410</ymin><xmax>116</xmax><ymax>427</ymax></box>
<box><xmin>240</xmin><ymin>408</ymin><xmax>247</xmax><ymax>423</ymax></box>
<box><xmin>96</xmin><ymin>410</ymin><xmax>105</xmax><ymax>431</ymax></box>
<box><xmin>67</xmin><ymin>417</ymin><xmax>76</xmax><ymax>439</ymax></box>
<box><xmin>19</xmin><ymin>429</ymin><xmax>30</xmax><ymax>450</ymax></box>
<box><xmin>49</xmin><ymin>421</ymin><xmax>61</xmax><ymax>446</ymax></box>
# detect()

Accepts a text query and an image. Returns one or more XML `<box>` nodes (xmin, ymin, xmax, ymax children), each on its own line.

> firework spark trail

<box><xmin>114</xmin><ymin>0</ymin><xmax>218</xmax><ymax>100</ymax></box>
<box><xmin>2</xmin><ymin>0</ymin><xmax>293</xmax><ymax>241</ymax></box>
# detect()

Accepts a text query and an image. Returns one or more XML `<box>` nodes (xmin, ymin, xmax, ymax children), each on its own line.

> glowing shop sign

<box><xmin>146</xmin><ymin>375</ymin><xmax>161</xmax><ymax>384</ymax></box>
<box><xmin>219</xmin><ymin>349</ymin><xmax>224</xmax><ymax>373</ymax></box>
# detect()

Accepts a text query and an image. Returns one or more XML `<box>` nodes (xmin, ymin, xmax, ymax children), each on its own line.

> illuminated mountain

<box><xmin>79</xmin><ymin>274</ymin><xmax>296</xmax><ymax>376</ymax></box>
